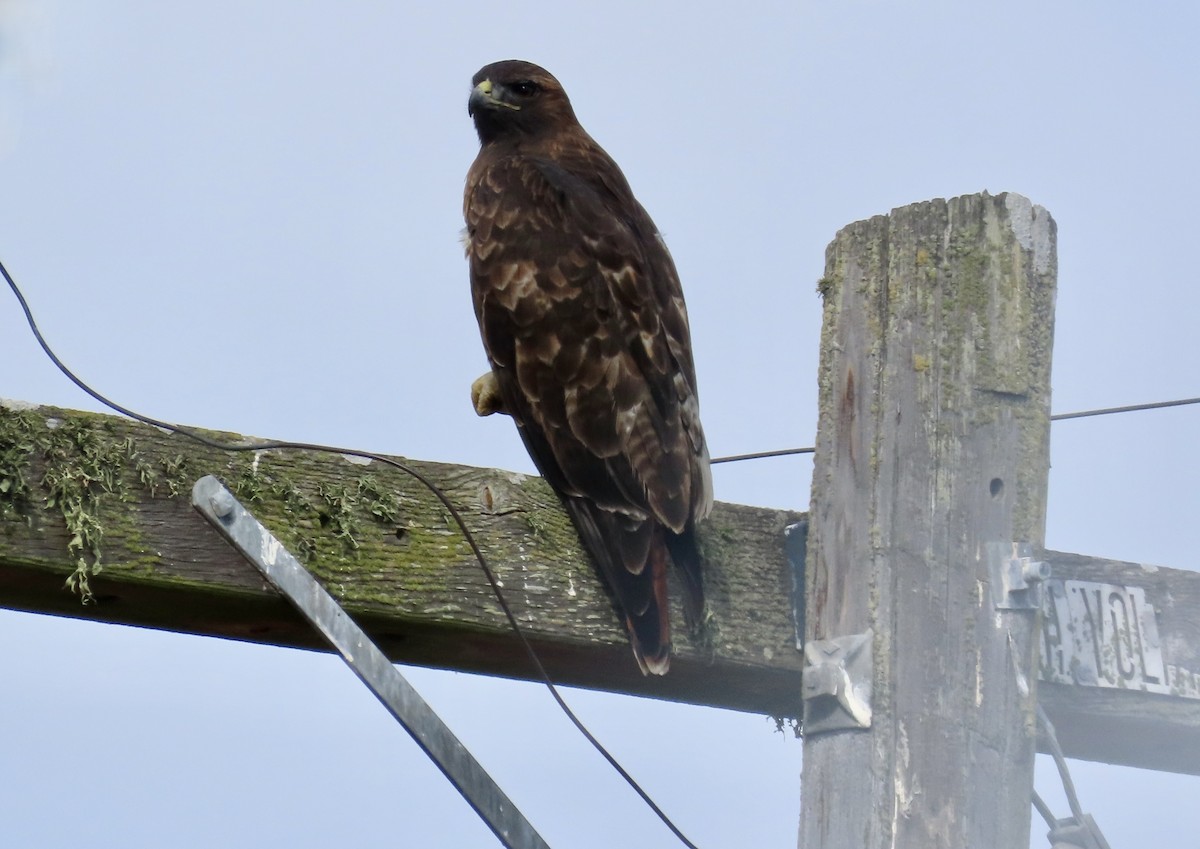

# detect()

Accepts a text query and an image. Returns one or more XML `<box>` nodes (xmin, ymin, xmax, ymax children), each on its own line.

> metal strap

<box><xmin>192</xmin><ymin>475</ymin><xmax>550</xmax><ymax>849</ymax></box>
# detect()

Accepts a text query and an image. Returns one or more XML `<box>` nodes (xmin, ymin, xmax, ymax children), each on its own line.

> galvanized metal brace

<box><xmin>988</xmin><ymin>541</ymin><xmax>1051</xmax><ymax>611</ymax></box>
<box><xmin>1045</xmin><ymin>814</ymin><xmax>1113</xmax><ymax>849</ymax></box>
<box><xmin>801</xmin><ymin>630</ymin><xmax>874</xmax><ymax>733</ymax></box>
<box><xmin>191</xmin><ymin>475</ymin><xmax>550</xmax><ymax>849</ymax></box>
<box><xmin>784</xmin><ymin>520</ymin><xmax>807</xmax><ymax>651</ymax></box>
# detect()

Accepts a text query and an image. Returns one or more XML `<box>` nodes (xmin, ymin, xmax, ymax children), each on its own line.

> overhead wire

<box><xmin>711</xmin><ymin>446</ymin><xmax>813</xmax><ymax>465</ymax></box>
<box><xmin>1050</xmin><ymin>396</ymin><xmax>1200</xmax><ymax>421</ymax></box>
<box><xmin>1</xmin><ymin>258</ymin><xmax>703</xmax><ymax>849</ymax></box>
<box><xmin>710</xmin><ymin>397</ymin><xmax>1199</xmax><ymax>465</ymax></box>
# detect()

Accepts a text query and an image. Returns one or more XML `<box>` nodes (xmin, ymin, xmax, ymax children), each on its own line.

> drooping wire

<box><xmin>710</xmin><ymin>397</ymin><xmax>1199</xmax><ymax>465</ymax></box>
<box><xmin>1</xmin><ymin>259</ymin><xmax>702</xmax><ymax>849</ymax></box>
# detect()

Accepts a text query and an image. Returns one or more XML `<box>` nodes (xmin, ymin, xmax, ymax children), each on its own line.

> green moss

<box><xmin>358</xmin><ymin>475</ymin><xmax>401</xmax><ymax>524</ymax></box>
<box><xmin>316</xmin><ymin>481</ymin><xmax>363</xmax><ymax>552</ymax></box>
<box><xmin>6</xmin><ymin>415</ymin><xmax>125</xmax><ymax>601</ymax></box>
<box><xmin>159</xmin><ymin>454</ymin><xmax>191</xmax><ymax>497</ymax></box>
<box><xmin>230</xmin><ymin>455</ymin><xmax>265</xmax><ymax>504</ymax></box>
<box><xmin>0</xmin><ymin>408</ymin><xmax>40</xmax><ymax>520</ymax></box>
<box><xmin>0</xmin><ymin>406</ymin><xmax>435</xmax><ymax>604</ymax></box>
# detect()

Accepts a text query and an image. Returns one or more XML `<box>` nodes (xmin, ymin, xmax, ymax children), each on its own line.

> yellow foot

<box><xmin>470</xmin><ymin>372</ymin><xmax>506</xmax><ymax>417</ymax></box>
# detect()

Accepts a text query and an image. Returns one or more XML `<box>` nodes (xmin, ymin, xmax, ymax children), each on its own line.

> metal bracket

<box><xmin>191</xmin><ymin>475</ymin><xmax>550</xmax><ymax>849</ymax></box>
<box><xmin>988</xmin><ymin>541</ymin><xmax>1051</xmax><ymax>610</ymax></box>
<box><xmin>801</xmin><ymin>629</ymin><xmax>873</xmax><ymax>733</ymax></box>
<box><xmin>1046</xmin><ymin>814</ymin><xmax>1112</xmax><ymax>849</ymax></box>
<box><xmin>784</xmin><ymin>520</ymin><xmax>807</xmax><ymax>651</ymax></box>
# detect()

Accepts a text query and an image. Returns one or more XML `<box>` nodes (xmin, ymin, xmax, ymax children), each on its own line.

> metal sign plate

<box><xmin>1040</xmin><ymin>578</ymin><xmax>1200</xmax><ymax>699</ymax></box>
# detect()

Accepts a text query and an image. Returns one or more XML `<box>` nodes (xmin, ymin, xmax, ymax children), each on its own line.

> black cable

<box><xmin>711</xmin><ymin>446</ymin><xmax>813</xmax><ymax>465</ymax></box>
<box><xmin>1050</xmin><ymin>396</ymin><xmax>1200</xmax><ymax>421</ymax></box>
<box><xmin>2</xmin><ymin>258</ymin><xmax>702</xmax><ymax>849</ymax></box>
<box><xmin>710</xmin><ymin>397</ymin><xmax>1200</xmax><ymax>465</ymax></box>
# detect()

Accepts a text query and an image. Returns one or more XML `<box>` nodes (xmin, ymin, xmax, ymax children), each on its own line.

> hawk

<box><xmin>463</xmin><ymin>60</ymin><xmax>712</xmax><ymax>675</ymax></box>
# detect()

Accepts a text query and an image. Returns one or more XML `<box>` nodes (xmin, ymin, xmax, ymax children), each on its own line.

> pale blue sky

<box><xmin>1</xmin><ymin>2</ymin><xmax>1196</xmax><ymax>846</ymax></box>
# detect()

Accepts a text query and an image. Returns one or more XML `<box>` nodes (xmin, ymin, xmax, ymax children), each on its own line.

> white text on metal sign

<box><xmin>1040</xmin><ymin>579</ymin><xmax>1200</xmax><ymax>699</ymax></box>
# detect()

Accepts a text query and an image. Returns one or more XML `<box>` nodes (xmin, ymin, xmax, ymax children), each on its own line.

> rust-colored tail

<box><xmin>562</xmin><ymin>497</ymin><xmax>704</xmax><ymax>675</ymax></box>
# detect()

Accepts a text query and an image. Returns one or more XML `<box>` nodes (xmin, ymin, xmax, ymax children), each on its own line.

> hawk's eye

<box><xmin>510</xmin><ymin>81</ymin><xmax>539</xmax><ymax>97</ymax></box>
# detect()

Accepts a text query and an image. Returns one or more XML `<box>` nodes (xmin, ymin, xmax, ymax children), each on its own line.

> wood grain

<box><xmin>801</xmin><ymin>192</ymin><xmax>1058</xmax><ymax>849</ymax></box>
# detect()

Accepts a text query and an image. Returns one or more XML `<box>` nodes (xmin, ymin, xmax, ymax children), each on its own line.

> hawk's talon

<box><xmin>471</xmin><ymin>371</ymin><xmax>507</xmax><ymax>417</ymax></box>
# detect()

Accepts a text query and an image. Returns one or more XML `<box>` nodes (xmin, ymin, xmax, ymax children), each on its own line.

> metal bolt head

<box><xmin>1022</xmin><ymin>559</ymin><xmax>1051</xmax><ymax>583</ymax></box>
<box><xmin>801</xmin><ymin>663</ymin><xmax>843</xmax><ymax>700</ymax></box>
<box><xmin>209</xmin><ymin>489</ymin><xmax>235</xmax><ymax>519</ymax></box>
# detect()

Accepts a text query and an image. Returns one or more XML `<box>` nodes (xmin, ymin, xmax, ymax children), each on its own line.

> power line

<box><xmin>711</xmin><ymin>446</ymin><xmax>814</xmax><ymax>465</ymax></box>
<box><xmin>1050</xmin><ymin>396</ymin><xmax>1200</xmax><ymax>421</ymax></box>
<box><xmin>710</xmin><ymin>397</ymin><xmax>1199</xmax><ymax>465</ymax></box>
<box><xmin>1</xmin><ymin>258</ymin><xmax>702</xmax><ymax>849</ymax></box>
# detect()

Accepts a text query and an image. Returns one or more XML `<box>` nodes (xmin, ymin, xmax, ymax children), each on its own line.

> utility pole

<box><xmin>800</xmin><ymin>192</ymin><xmax>1057</xmax><ymax>847</ymax></box>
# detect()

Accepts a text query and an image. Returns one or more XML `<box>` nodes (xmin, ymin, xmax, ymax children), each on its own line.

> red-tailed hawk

<box><xmin>463</xmin><ymin>60</ymin><xmax>712</xmax><ymax>675</ymax></box>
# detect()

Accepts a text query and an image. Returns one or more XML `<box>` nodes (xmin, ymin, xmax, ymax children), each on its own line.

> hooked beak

<box><xmin>468</xmin><ymin>79</ymin><xmax>521</xmax><ymax>117</ymax></box>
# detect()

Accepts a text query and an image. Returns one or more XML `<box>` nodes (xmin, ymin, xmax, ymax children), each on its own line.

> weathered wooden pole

<box><xmin>800</xmin><ymin>192</ymin><xmax>1057</xmax><ymax>847</ymax></box>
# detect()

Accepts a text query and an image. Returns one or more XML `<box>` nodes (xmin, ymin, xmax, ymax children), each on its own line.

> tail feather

<box><xmin>562</xmin><ymin>496</ymin><xmax>704</xmax><ymax>675</ymax></box>
<box><xmin>623</xmin><ymin>539</ymin><xmax>671</xmax><ymax>675</ymax></box>
<box><xmin>664</xmin><ymin>526</ymin><xmax>705</xmax><ymax>629</ymax></box>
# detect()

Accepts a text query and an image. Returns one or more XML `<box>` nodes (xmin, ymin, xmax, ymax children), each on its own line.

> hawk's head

<box><xmin>468</xmin><ymin>60</ymin><xmax>578</xmax><ymax>145</ymax></box>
